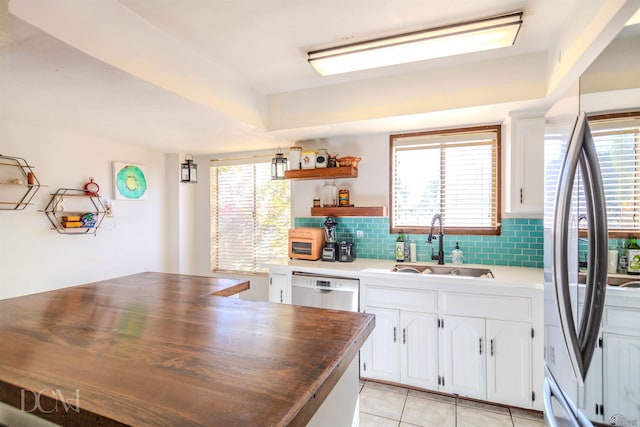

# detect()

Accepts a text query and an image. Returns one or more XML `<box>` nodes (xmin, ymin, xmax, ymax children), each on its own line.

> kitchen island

<box><xmin>0</xmin><ymin>272</ymin><xmax>374</xmax><ymax>426</ymax></box>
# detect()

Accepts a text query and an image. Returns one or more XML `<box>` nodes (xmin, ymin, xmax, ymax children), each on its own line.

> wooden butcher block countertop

<box><xmin>0</xmin><ymin>272</ymin><xmax>374</xmax><ymax>426</ymax></box>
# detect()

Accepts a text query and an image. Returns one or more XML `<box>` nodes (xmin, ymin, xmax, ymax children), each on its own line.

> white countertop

<box><xmin>267</xmin><ymin>258</ymin><xmax>544</xmax><ymax>291</ymax></box>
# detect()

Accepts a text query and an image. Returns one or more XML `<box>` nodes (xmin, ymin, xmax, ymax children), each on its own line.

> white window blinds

<box><xmin>391</xmin><ymin>126</ymin><xmax>500</xmax><ymax>233</ymax></box>
<box><xmin>210</xmin><ymin>156</ymin><xmax>291</xmax><ymax>273</ymax></box>
<box><xmin>580</xmin><ymin>113</ymin><xmax>640</xmax><ymax>235</ymax></box>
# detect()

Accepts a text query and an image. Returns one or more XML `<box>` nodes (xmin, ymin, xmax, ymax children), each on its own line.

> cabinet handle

<box><xmin>479</xmin><ymin>338</ymin><xmax>483</xmax><ymax>355</ymax></box>
<box><xmin>595</xmin><ymin>403</ymin><xmax>599</xmax><ymax>415</ymax></box>
<box><xmin>402</xmin><ymin>328</ymin><xmax>406</xmax><ymax>344</ymax></box>
<box><xmin>280</xmin><ymin>289</ymin><xmax>283</xmax><ymax>303</ymax></box>
<box><xmin>438</xmin><ymin>376</ymin><xmax>441</xmax><ymax>386</ymax></box>
<box><xmin>490</xmin><ymin>339</ymin><xmax>494</xmax><ymax>356</ymax></box>
<box><xmin>393</xmin><ymin>327</ymin><xmax>397</xmax><ymax>343</ymax></box>
<box><xmin>520</xmin><ymin>187</ymin><xmax>523</xmax><ymax>204</ymax></box>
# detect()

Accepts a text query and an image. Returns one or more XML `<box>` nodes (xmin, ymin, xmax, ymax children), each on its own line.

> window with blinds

<box><xmin>579</xmin><ymin>112</ymin><xmax>640</xmax><ymax>237</ymax></box>
<box><xmin>210</xmin><ymin>157</ymin><xmax>291</xmax><ymax>273</ymax></box>
<box><xmin>390</xmin><ymin>125</ymin><xmax>501</xmax><ymax>234</ymax></box>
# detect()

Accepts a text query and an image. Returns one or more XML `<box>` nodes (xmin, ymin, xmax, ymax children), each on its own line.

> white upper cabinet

<box><xmin>505</xmin><ymin>115</ymin><xmax>545</xmax><ymax>216</ymax></box>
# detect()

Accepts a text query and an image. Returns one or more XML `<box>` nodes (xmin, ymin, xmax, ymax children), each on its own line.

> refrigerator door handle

<box><xmin>553</xmin><ymin>112</ymin><xmax>586</xmax><ymax>381</ymax></box>
<box><xmin>553</xmin><ymin>112</ymin><xmax>607</xmax><ymax>381</ymax></box>
<box><xmin>577</xmin><ymin>116</ymin><xmax>607</xmax><ymax>376</ymax></box>
<box><xmin>544</xmin><ymin>366</ymin><xmax>594</xmax><ymax>427</ymax></box>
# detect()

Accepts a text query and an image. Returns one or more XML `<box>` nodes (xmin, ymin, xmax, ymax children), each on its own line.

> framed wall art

<box><xmin>113</xmin><ymin>162</ymin><xmax>148</xmax><ymax>200</ymax></box>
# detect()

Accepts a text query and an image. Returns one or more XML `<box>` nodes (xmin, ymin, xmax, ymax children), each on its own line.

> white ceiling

<box><xmin>1</xmin><ymin>0</ymin><xmax>639</xmax><ymax>155</ymax></box>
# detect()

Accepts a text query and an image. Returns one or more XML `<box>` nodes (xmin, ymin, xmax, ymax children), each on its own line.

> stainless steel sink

<box><xmin>578</xmin><ymin>273</ymin><xmax>640</xmax><ymax>288</ymax></box>
<box><xmin>619</xmin><ymin>281</ymin><xmax>640</xmax><ymax>288</ymax></box>
<box><xmin>390</xmin><ymin>264</ymin><xmax>494</xmax><ymax>278</ymax></box>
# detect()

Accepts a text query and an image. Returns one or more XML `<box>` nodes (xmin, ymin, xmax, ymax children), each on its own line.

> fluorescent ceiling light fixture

<box><xmin>626</xmin><ymin>8</ymin><xmax>640</xmax><ymax>26</ymax></box>
<box><xmin>308</xmin><ymin>12</ymin><xmax>523</xmax><ymax>76</ymax></box>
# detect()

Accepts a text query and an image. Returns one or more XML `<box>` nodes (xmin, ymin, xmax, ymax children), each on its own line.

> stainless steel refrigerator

<box><xmin>543</xmin><ymin>83</ymin><xmax>609</xmax><ymax>426</ymax></box>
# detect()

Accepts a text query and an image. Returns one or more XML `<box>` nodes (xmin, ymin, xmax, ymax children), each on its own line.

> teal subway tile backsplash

<box><xmin>294</xmin><ymin>217</ymin><xmax>545</xmax><ymax>268</ymax></box>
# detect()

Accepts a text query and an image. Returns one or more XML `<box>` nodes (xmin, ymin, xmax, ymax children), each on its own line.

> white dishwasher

<box><xmin>290</xmin><ymin>271</ymin><xmax>359</xmax><ymax>312</ymax></box>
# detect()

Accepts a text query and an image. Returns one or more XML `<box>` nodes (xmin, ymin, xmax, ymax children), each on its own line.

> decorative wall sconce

<box><xmin>271</xmin><ymin>148</ymin><xmax>288</xmax><ymax>180</ymax></box>
<box><xmin>180</xmin><ymin>154</ymin><xmax>198</xmax><ymax>183</ymax></box>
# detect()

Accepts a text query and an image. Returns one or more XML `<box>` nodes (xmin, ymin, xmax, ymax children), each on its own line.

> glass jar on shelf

<box><xmin>321</xmin><ymin>180</ymin><xmax>338</xmax><ymax>207</ymax></box>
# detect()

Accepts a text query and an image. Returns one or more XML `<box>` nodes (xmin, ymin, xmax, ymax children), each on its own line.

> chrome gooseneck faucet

<box><xmin>427</xmin><ymin>214</ymin><xmax>445</xmax><ymax>265</ymax></box>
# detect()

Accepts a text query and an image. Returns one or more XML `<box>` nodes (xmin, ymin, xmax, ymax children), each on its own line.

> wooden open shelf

<box><xmin>284</xmin><ymin>166</ymin><xmax>357</xmax><ymax>180</ymax></box>
<box><xmin>311</xmin><ymin>206</ymin><xmax>388</xmax><ymax>217</ymax></box>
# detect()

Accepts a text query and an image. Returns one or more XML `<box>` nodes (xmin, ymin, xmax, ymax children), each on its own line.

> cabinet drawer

<box><xmin>366</xmin><ymin>286</ymin><xmax>437</xmax><ymax>312</ymax></box>
<box><xmin>441</xmin><ymin>292</ymin><xmax>532</xmax><ymax>322</ymax></box>
<box><xmin>603</xmin><ymin>306</ymin><xmax>640</xmax><ymax>333</ymax></box>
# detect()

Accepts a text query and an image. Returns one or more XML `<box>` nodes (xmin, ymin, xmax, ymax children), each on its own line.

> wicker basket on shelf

<box><xmin>336</xmin><ymin>156</ymin><xmax>361</xmax><ymax>168</ymax></box>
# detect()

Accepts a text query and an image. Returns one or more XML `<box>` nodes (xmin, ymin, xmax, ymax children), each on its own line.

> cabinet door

<box><xmin>603</xmin><ymin>333</ymin><xmax>640</xmax><ymax>423</ymax></box>
<box><xmin>507</xmin><ymin>116</ymin><xmax>544</xmax><ymax>215</ymax></box>
<box><xmin>579</xmin><ymin>332</ymin><xmax>603</xmax><ymax>423</ymax></box>
<box><xmin>440</xmin><ymin>315</ymin><xmax>485</xmax><ymax>399</ymax></box>
<box><xmin>486</xmin><ymin>319</ymin><xmax>532</xmax><ymax>407</ymax></box>
<box><xmin>400</xmin><ymin>311</ymin><xmax>438</xmax><ymax>390</ymax></box>
<box><xmin>268</xmin><ymin>273</ymin><xmax>288</xmax><ymax>304</ymax></box>
<box><xmin>361</xmin><ymin>307</ymin><xmax>400</xmax><ymax>382</ymax></box>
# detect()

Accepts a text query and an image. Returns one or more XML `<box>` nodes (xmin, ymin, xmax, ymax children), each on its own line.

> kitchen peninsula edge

<box><xmin>0</xmin><ymin>272</ymin><xmax>374</xmax><ymax>426</ymax></box>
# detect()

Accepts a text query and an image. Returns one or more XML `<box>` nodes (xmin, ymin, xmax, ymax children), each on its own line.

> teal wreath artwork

<box><xmin>116</xmin><ymin>165</ymin><xmax>147</xmax><ymax>199</ymax></box>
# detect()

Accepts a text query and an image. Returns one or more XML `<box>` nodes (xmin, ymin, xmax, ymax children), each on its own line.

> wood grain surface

<box><xmin>0</xmin><ymin>272</ymin><xmax>374</xmax><ymax>426</ymax></box>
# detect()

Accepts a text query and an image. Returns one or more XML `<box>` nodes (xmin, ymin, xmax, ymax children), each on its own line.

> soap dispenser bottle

<box><xmin>451</xmin><ymin>242</ymin><xmax>463</xmax><ymax>264</ymax></box>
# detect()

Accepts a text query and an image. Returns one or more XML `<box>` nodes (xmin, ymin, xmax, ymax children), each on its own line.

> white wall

<box><xmin>190</xmin><ymin>137</ymin><xmax>389</xmax><ymax>302</ymax></box>
<box><xmin>0</xmin><ymin>120</ymin><xmax>168</xmax><ymax>299</ymax></box>
<box><xmin>290</xmin><ymin>134</ymin><xmax>389</xmax><ymax>218</ymax></box>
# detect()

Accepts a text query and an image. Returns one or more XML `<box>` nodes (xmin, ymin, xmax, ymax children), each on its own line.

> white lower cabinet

<box><xmin>603</xmin><ymin>333</ymin><xmax>640</xmax><ymax>422</ymax></box>
<box><xmin>360</xmin><ymin>307</ymin><xmax>400</xmax><ymax>382</ymax></box>
<box><xmin>439</xmin><ymin>316</ymin><xmax>532</xmax><ymax>405</ymax></box>
<box><xmin>360</xmin><ymin>308</ymin><xmax>438</xmax><ymax>390</ymax></box>
<box><xmin>439</xmin><ymin>315</ymin><xmax>485</xmax><ymax>399</ymax></box>
<box><xmin>268</xmin><ymin>272</ymin><xmax>290</xmax><ymax>304</ymax></box>
<box><xmin>401</xmin><ymin>311</ymin><xmax>439</xmax><ymax>389</ymax></box>
<box><xmin>577</xmin><ymin>298</ymin><xmax>640</xmax><ymax>425</ymax></box>
<box><xmin>486</xmin><ymin>319</ymin><xmax>532</xmax><ymax>406</ymax></box>
<box><xmin>361</xmin><ymin>281</ymin><xmax>539</xmax><ymax>409</ymax></box>
<box><xmin>578</xmin><ymin>331</ymin><xmax>603</xmax><ymax>422</ymax></box>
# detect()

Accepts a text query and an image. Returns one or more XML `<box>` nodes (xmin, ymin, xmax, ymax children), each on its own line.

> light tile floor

<box><xmin>359</xmin><ymin>381</ymin><xmax>544</xmax><ymax>427</ymax></box>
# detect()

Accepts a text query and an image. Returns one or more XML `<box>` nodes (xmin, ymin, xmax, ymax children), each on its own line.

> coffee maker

<box><xmin>322</xmin><ymin>216</ymin><xmax>339</xmax><ymax>261</ymax></box>
<box><xmin>338</xmin><ymin>241</ymin><xmax>355</xmax><ymax>262</ymax></box>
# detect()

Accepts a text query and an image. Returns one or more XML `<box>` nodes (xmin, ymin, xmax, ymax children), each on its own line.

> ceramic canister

<box><xmin>289</xmin><ymin>146</ymin><xmax>302</xmax><ymax>170</ymax></box>
<box><xmin>316</xmin><ymin>149</ymin><xmax>328</xmax><ymax>168</ymax></box>
<box><xmin>301</xmin><ymin>151</ymin><xmax>316</xmax><ymax>169</ymax></box>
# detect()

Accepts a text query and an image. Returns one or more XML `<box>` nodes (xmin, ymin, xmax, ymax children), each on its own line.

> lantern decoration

<box><xmin>180</xmin><ymin>154</ymin><xmax>198</xmax><ymax>183</ymax></box>
<box><xmin>271</xmin><ymin>148</ymin><xmax>288</xmax><ymax>180</ymax></box>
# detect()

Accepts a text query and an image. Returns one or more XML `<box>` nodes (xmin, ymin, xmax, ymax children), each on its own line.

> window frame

<box><xmin>582</xmin><ymin>111</ymin><xmax>640</xmax><ymax>239</ymax></box>
<box><xmin>389</xmin><ymin>124</ymin><xmax>502</xmax><ymax>236</ymax></box>
<box><xmin>210</xmin><ymin>154</ymin><xmax>291</xmax><ymax>275</ymax></box>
